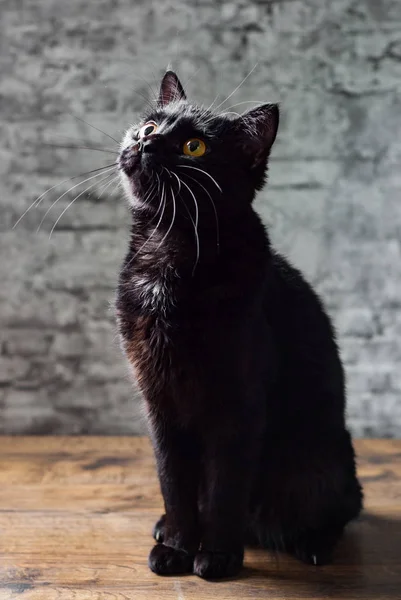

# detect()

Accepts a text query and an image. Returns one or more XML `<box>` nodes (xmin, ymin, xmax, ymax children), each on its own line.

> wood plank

<box><xmin>0</xmin><ymin>437</ymin><xmax>400</xmax><ymax>599</ymax></box>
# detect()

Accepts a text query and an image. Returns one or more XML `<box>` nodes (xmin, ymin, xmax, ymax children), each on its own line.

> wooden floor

<box><xmin>0</xmin><ymin>438</ymin><xmax>400</xmax><ymax>600</ymax></box>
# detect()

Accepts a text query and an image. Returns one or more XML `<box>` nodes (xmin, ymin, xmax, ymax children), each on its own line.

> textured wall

<box><xmin>1</xmin><ymin>0</ymin><xmax>401</xmax><ymax>436</ymax></box>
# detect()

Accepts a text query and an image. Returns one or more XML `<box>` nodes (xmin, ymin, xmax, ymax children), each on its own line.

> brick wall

<box><xmin>1</xmin><ymin>0</ymin><xmax>400</xmax><ymax>435</ymax></box>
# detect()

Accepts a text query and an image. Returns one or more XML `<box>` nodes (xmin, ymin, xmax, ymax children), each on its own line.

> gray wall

<box><xmin>1</xmin><ymin>0</ymin><xmax>400</xmax><ymax>436</ymax></box>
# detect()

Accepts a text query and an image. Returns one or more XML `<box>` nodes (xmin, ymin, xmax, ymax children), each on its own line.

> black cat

<box><xmin>116</xmin><ymin>71</ymin><xmax>363</xmax><ymax>579</ymax></box>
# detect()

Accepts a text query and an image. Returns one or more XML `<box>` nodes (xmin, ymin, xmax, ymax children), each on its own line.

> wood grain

<box><xmin>0</xmin><ymin>437</ymin><xmax>400</xmax><ymax>599</ymax></box>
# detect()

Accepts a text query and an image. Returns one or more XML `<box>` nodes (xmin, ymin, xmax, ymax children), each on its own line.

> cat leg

<box><xmin>148</xmin><ymin>423</ymin><xmax>200</xmax><ymax>575</ymax></box>
<box><xmin>250</xmin><ymin>432</ymin><xmax>363</xmax><ymax>565</ymax></box>
<box><xmin>291</xmin><ymin>478</ymin><xmax>362</xmax><ymax>565</ymax></box>
<box><xmin>193</xmin><ymin>427</ymin><xmax>260</xmax><ymax>579</ymax></box>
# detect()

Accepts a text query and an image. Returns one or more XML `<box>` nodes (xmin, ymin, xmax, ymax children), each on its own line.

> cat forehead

<box><xmin>143</xmin><ymin>102</ymin><xmax>231</xmax><ymax>135</ymax></box>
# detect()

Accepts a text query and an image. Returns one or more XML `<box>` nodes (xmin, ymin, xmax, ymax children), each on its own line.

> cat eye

<box><xmin>183</xmin><ymin>138</ymin><xmax>206</xmax><ymax>157</ymax></box>
<box><xmin>139</xmin><ymin>122</ymin><xmax>158</xmax><ymax>138</ymax></box>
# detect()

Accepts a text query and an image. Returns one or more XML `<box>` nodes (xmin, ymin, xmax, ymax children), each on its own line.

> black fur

<box><xmin>116</xmin><ymin>71</ymin><xmax>363</xmax><ymax>579</ymax></box>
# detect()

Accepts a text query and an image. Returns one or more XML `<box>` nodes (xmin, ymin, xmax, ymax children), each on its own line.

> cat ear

<box><xmin>158</xmin><ymin>70</ymin><xmax>187</xmax><ymax>107</ymax></box>
<box><xmin>240</xmin><ymin>103</ymin><xmax>279</xmax><ymax>166</ymax></box>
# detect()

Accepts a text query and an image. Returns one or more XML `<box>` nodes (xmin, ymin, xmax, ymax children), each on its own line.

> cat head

<box><xmin>119</xmin><ymin>70</ymin><xmax>278</xmax><ymax>214</ymax></box>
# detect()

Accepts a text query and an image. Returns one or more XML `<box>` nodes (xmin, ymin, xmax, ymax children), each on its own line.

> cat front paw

<box><xmin>148</xmin><ymin>544</ymin><xmax>194</xmax><ymax>575</ymax></box>
<box><xmin>193</xmin><ymin>549</ymin><xmax>244</xmax><ymax>579</ymax></box>
<box><xmin>152</xmin><ymin>514</ymin><xmax>166</xmax><ymax>543</ymax></box>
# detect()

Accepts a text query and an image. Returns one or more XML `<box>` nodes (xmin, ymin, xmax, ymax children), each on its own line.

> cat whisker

<box><xmin>178</xmin><ymin>178</ymin><xmax>200</xmax><ymax>275</ymax></box>
<box><xmin>143</xmin><ymin>181</ymin><xmax>157</xmax><ymax>206</ymax></box>
<box><xmin>13</xmin><ymin>163</ymin><xmax>116</xmax><ymax>229</ymax></box>
<box><xmin>124</xmin><ymin>182</ymin><xmax>167</xmax><ymax>271</ymax></box>
<box><xmin>112</xmin><ymin>180</ymin><xmax>122</xmax><ymax>197</ymax></box>
<box><xmin>109</xmin><ymin>177</ymin><xmax>123</xmax><ymax>203</ymax></box>
<box><xmin>155</xmin><ymin>184</ymin><xmax>176</xmax><ymax>253</ymax></box>
<box><xmin>177</xmin><ymin>165</ymin><xmax>222</xmax><ymax>193</ymax></box>
<box><xmin>197</xmin><ymin>107</ymin><xmax>217</xmax><ymax>126</ymax></box>
<box><xmin>160</xmin><ymin>165</ymin><xmax>170</xmax><ymax>181</ymax></box>
<box><xmin>43</xmin><ymin>143</ymin><xmax>118</xmax><ymax>155</ymax></box>
<box><xmin>205</xmin><ymin>94</ymin><xmax>220</xmax><ymax>113</ymax></box>
<box><xmin>49</xmin><ymin>170</ymin><xmax>115</xmax><ymax>238</ymax></box>
<box><xmin>96</xmin><ymin>174</ymin><xmax>120</xmax><ymax>200</ymax></box>
<box><xmin>180</xmin><ymin>179</ymin><xmax>198</xmax><ymax>230</ymax></box>
<box><xmin>169</xmin><ymin>170</ymin><xmax>182</xmax><ymax>195</ymax></box>
<box><xmin>161</xmin><ymin>167</ymin><xmax>174</xmax><ymax>200</ymax></box>
<box><xmin>218</xmin><ymin>111</ymin><xmax>241</xmax><ymax>118</ymax></box>
<box><xmin>213</xmin><ymin>63</ymin><xmax>259</xmax><ymax>112</ymax></box>
<box><xmin>68</xmin><ymin>113</ymin><xmax>119</xmax><ymax>145</ymax></box>
<box><xmin>131</xmin><ymin>76</ymin><xmax>159</xmax><ymax>104</ymax></box>
<box><xmin>37</xmin><ymin>166</ymin><xmax>116</xmax><ymax>232</ymax></box>
<box><xmin>219</xmin><ymin>100</ymin><xmax>266</xmax><ymax>113</ymax></box>
<box><xmin>179</xmin><ymin>171</ymin><xmax>220</xmax><ymax>254</ymax></box>
<box><xmin>143</xmin><ymin>183</ymin><xmax>162</xmax><ymax>225</ymax></box>
<box><xmin>153</xmin><ymin>172</ymin><xmax>162</xmax><ymax>214</ymax></box>
<box><xmin>179</xmin><ymin>65</ymin><xmax>203</xmax><ymax>97</ymax></box>
<box><xmin>128</xmin><ymin>87</ymin><xmax>159</xmax><ymax>112</ymax></box>
<box><xmin>45</xmin><ymin>134</ymin><xmax>119</xmax><ymax>152</ymax></box>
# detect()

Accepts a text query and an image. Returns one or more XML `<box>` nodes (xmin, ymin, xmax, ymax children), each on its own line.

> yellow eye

<box><xmin>183</xmin><ymin>138</ymin><xmax>206</xmax><ymax>157</ymax></box>
<box><xmin>139</xmin><ymin>122</ymin><xmax>157</xmax><ymax>138</ymax></box>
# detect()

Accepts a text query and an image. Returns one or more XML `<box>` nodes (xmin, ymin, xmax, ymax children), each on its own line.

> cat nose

<box><xmin>129</xmin><ymin>142</ymin><xmax>141</xmax><ymax>155</ymax></box>
<box><xmin>142</xmin><ymin>135</ymin><xmax>162</xmax><ymax>154</ymax></box>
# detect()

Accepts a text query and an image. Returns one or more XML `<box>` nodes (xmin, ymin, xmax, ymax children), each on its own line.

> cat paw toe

<box><xmin>148</xmin><ymin>544</ymin><xmax>194</xmax><ymax>575</ymax></box>
<box><xmin>193</xmin><ymin>550</ymin><xmax>243</xmax><ymax>579</ymax></box>
<box><xmin>152</xmin><ymin>514</ymin><xmax>166</xmax><ymax>543</ymax></box>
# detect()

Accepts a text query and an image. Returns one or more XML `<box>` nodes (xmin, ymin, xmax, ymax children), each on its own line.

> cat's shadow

<box><xmin>241</xmin><ymin>513</ymin><xmax>401</xmax><ymax>598</ymax></box>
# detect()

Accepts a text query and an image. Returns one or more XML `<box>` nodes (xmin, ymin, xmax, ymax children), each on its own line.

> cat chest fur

<box><xmin>131</xmin><ymin>271</ymin><xmax>175</xmax><ymax>314</ymax></box>
<box><xmin>117</xmin><ymin>270</ymin><xmax>179</xmax><ymax>388</ymax></box>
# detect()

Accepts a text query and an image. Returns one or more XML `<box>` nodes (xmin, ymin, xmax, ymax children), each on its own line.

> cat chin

<box><xmin>120</xmin><ymin>171</ymin><xmax>141</xmax><ymax>207</ymax></box>
<box><xmin>119</xmin><ymin>171</ymin><xmax>154</xmax><ymax>209</ymax></box>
